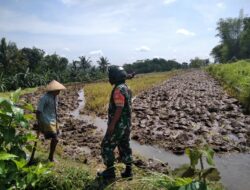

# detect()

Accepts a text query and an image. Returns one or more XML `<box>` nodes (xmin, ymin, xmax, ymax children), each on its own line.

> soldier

<box><xmin>98</xmin><ymin>65</ymin><xmax>135</xmax><ymax>181</ymax></box>
<box><xmin>36</xmin><ymin>80</ymin><xmax>66</xmax><ymax>162</ymax></box>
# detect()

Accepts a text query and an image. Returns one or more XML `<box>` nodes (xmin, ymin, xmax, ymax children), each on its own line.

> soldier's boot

<box><xmin>97</xmin><ymin>166</ymin><xmax>116</xmax><ymax>182</ymax></box>
<box><xmin>121</xmin><ymin>164</ymin><xmax>133</xmax><ymax>179</ymax></box>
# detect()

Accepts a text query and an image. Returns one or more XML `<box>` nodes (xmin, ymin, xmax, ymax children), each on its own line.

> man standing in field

<box><xmin>98</xmin><ymin>65</ymin><xmax>134</xmax><ymax>181</ymax></box>
<box><xmin>36</xmin><ymin>80</ymin><xmax>66</xmax><ymax>162</ymax></box>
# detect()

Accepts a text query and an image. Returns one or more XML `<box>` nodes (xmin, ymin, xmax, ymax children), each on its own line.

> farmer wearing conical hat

<box><xmin>36</xmin><ymin>80</ymin><xmax>66</xmax><ymax>162</ymax></box>
<box><xmin>98</xmin><ymin>66</ymin><xmax>135</xmax><ymax>182</ymax></box>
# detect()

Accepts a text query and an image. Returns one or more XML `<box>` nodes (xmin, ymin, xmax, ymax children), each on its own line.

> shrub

<box><xmin>0</xmin><ymin>89</ymin><xmax>50</xmax><ymax>189</ymax></box>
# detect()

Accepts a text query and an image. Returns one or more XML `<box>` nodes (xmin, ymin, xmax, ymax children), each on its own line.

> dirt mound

<box><xmin>132</xmin><ymin>70</ymin><xmax>250</xmax><ymax>154</ymax></box>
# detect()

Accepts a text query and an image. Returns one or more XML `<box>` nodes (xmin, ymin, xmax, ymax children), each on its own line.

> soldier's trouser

<box><xmin>101</xmin><ymin>124</ymin><xmax>133</xmax><ymax>167</ymax></box>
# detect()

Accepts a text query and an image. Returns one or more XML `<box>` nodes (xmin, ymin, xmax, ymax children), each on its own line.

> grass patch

<box><xmin>107</xmin><ymin>172</ymin><xmax>224</xmax><ymax>190</ymax></box>
<box><xmin>84</xmin><ymin>71</ymin><xmax>178</xmax><ymax>115</ymax></box>
<box><xmin>31</xmin><ymin>141</ymin><xmax>224</xmax><ymax>189</ymax></box>
<box><xmin>34</xmin><ymin>157</ymin><xmax>94</xmax><ymax>190</ymax></box>
<box><xmin>0</xmin><ymin>87</ymin><xmax>37</xmax><ymax>99</ymax></box>
<box><xmin>206</xmin><ymin>60</ymin><xmax>250</xmax><ymax>112</ymax></box>
<box><xmin>33</xmin><ymin>156</ymin><xmax>224</xmax><ymax>190</ymax></box>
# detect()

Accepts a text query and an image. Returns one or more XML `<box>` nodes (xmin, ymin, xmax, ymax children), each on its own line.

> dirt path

<box><xmin>131</xmin><ymin>70</ymin><xmax>250</xmax><ymax>154</ymax></box>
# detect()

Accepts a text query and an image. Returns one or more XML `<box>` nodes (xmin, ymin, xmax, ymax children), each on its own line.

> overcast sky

<box><xmin>0</xmin><ymin>0</ymin><xmax>249</xmax><ymax>65</ymax></box>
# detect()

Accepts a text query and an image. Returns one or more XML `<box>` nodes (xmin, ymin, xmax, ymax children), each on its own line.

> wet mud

<box><xmin>131</xmin><ymin>70</ymin><xmax>250</xmax><ymax>154</ymax></box>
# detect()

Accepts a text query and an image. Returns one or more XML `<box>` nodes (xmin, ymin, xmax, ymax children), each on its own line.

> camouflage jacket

<box><xmin>108</xmin><ymin>83</ymin><xmax>132</xmax><ymax>127</ymax></box>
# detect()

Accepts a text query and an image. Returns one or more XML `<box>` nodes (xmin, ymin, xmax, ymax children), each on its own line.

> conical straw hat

<box><xmin>46</xmin><ymin>80</ymin><xmax>66</xmax><ymax>92</ymax></box>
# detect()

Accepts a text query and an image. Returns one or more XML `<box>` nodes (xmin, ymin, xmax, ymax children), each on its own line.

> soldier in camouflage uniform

<box><xmin>98</xmin><ymin>65</ymin><xmax>135</xmax><ymax>181</ymax></box>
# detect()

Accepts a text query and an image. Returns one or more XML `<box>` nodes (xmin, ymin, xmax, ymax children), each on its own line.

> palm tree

<box><xmin>79</xmin><ymin>56</ymin><xmax>92</xmax><ymax>71</ymax></box>
<box><xmin>97</xmin><ymin>56</ymin><xmax>110</xmax><ymax>73</ymax></box>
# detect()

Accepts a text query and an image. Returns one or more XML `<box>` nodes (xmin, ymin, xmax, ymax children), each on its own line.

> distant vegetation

<box><xmin>0</xmin><ymin>37</ymin><xmax>211</xmax><ymax>92</ymax></box>
<box><xmin>207</xmin><ymin>60</ymin><xmax>250</xmax><ymax>112</ymax></box>
<box><xmin>123</xmin><ymin>57</ymin><xmax>210</xmax><ymax>74</ymax></box>
<box><xmin>211</xmin><ymin>10</ymin><xmax>250</xmax><ymax>63</ymax></box>
<box><xmin>124</xmin><ymin>58</ymin><xmax>182</xmax><ymax>73</ymax></box>
<box><xmin>0</xmin><ymin>37</ymin><xmax>110</xmax><ymax>91</ymax></box>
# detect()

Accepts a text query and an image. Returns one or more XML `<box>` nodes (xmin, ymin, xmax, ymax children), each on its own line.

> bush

<box><xmin>0</xmin><ymin>89</ymin><xmax>50</xmax><ymax>189</ymax></box>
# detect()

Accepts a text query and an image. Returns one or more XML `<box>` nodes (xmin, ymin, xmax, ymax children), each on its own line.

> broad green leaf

<box><xmin>25</xmin><ymin>133</ymin><xmax>36</xmax><ymax>141</ymax></box>
<box><xmin>22</xmin><ymin>103</ymin><xmax>34</xmax><ymax>112</ymax></box>
<box><xmin>174</xmin><ymin>177</ymin><xmax>193</xmax><ymax>186</ymax></box>
<box><xmin>173</xmin><ymin>164</ymin><xmax>196</xmax><ymax>178</ymax></box>
<box><xmin>12</xmin><ymin>106</ymin><xmax>24</xmax><ymax>118</ymax></box>
<box><xmin>19</xmin><ymin>120</ymin><xmax>29</xmax><ymax>128</ymax></box>
<box><xmin>24</xmin><ymin>113</ymin><xmax>35</xmax><ymax>121</ymax></box>
<box><xmin>181</xmin><ymin>167</ymin><xmax>196</xmax><ymax>178</ymax></box>
<box><xmin>0</xmin><ymin>152</ymin><xmax>17</xmax><ymax>160</ymax></box>
<box><xmin>201</xmin><ymin>168</ymin><xmax>221</xmax><ymax>181</ymax></box>
<box><xmin>2</xmin><ymin>126</ymin><xmax>16</xmax><ymax>144</ymax></box>
<box><xmin>201</xmin><ymin>146</ymin><xmax>215</xmax><ymax>166</ymax></box>
<box><xmin>0</xmin><ymin>98</ymin><xmax>13</xmax><ymax>113</ymax></box>
<box><xmin>25</xmin><ymin>144</ymin><xmax>33</xmax><ymax>152</ymax></box>
<box><xmin>0</xmin><ymin>160</ymin><xmax>5</xmax><ymax>175</ymax></box>
<box><xmin>0</xmin><ymin>112</ymin><xmax>12</xmax><ymax>124</ymax></box>
<box><xmin>10</xmin><ymin>88</ymin><xmax>21</xmax><ymax>103</ymax></box>
<box><xmin>185</xmin><ymin>148</ymin><xmax>201</xmax><ymax>168</ymax></box>
<box><xmin>13</xmin><ymin>159</ymin><xmax>26</xmax><ymax>170</ymax></box>
<box><xmin>10</xmin><ymin>146</ymin><xmax>26</xmax><ymax>159</ymax></box>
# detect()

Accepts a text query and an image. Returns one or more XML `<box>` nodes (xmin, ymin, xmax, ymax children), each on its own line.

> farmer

<box><xmin>98</xmin><ymin>65</ymin><xmax>135</xmax><ymax>181</ymax></box>
<box><xmin>36</xmin><ymin>80</ymin><xmax>66</xmax><ymax>162</ymax></box>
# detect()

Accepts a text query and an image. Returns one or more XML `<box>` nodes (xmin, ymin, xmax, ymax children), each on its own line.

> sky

<box><xmin>0</xmin><ymin>0</ymin><xmax>250</xmax><ymax>65</ymax></box>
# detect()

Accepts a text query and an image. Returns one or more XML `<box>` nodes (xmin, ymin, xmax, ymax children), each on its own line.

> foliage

<box><xmin>170</xmin><ymin>145</ymin><xmax>221</xmax><ymax>190</ymax></box>
<box><xmin>0</xmin><ymin>87</ymin><xmax>37</xmax><ymax>100</ymax></box>
<box><xmin>79</xmin><ymin>56</ymin><xmax>92</xmax><ymax>71</ymax></box>
<box><xmin>0</xmin><ymin>38</ymin><xmax>111</xmax><ymax>92</ymax></box>
<box><xmin>206</xmin><ymin>60</ymin><xmax>250</xmax><ymax>112</ymax></box>
<box><xmin>97</xmin><ymin>56</ymin><xmax>110</xmax><ymax>73</ymax></box>
<box><xmin>190</xmin><ymin>58</ymin><xmax>210</xmax><ymax>68</ymax></box>
<box><xmin>84</xmin><ymin>71</ymin><xmax>178</xmax><ymax>115</ymax></box>
<box><xmin>35</xmin><ymin>160</ymin><xmax>93</xmax><ymax>190</ymax></box>
<box><xmin>124</xmin><ymin>58</ymin><xmax>183</xmax><ymax>74</ymax></box>
<box><xmin>211</xmin><ymin>10</ymin><xmax>250</xmax><ymax>63</ymax></box>
<box><xmin>107</xmin><ymin>146</ymin><xmax>223</xmax><ymax>190</ymax></box>
<box><xmin>182</xmin><ymin>145</ymin><xmax>221</xmax><ymax>189</ymax></box>
<box><xmin>0</xmin><ymin>89</ymin><xmax>50</xmax><ymax>189</ymax></box>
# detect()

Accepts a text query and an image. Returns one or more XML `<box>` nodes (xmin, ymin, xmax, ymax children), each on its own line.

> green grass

<box><xmin>31</xmin><ymin>130</ymin><xmax>224</xmax><ymax>190</ymax></box>
<box><xmin>0</xmin><ymin>87</ymin><xmax>37</xmax><ymax>99</ymax></box>
<box><xmin>83</xmin><ymin>71</ymin><xmax>178</xmax><ymax>115</ymax></box>
<box><xmin>206</xmin><ymin>60</ymin><xmax>250</xmax><ymax>112</ymax></box>
<box><xmin>34</xmin><ymin>155</ymin><xmax>224</xmax><ymax>190</ymax></box>
<box><xmin>34</xmin><ymin>157</ymin><xmax>94</xmax><ymax>190</ymax></box>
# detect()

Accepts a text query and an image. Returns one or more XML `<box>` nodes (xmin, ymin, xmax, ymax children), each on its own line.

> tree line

<box><xmin>123</xmin><ymin>57</ymin><xmax>209</xmax><ymax>74</ymax></box>
<box><xmin>0</xmin><ymin>37</ymin><xmax>210</xmax><ymax>92</ymax></box>
<box><xmin>0</xmin><ymin>38</ymin><xmax>110</xmax><ymax>91</ymax></box>
<box><xmin>211</xmin><ymin>10</ymin><xmax>250</xmax><ymax>63</ymax></box>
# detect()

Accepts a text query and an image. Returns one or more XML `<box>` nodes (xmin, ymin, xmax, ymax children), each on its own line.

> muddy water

<box><xmin>72</xmin><ymin>89</ymin><xmax>250</xmax><ymax>190</ymax></box>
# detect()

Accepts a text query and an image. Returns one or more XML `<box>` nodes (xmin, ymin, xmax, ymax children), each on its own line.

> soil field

<box><xmin>21</xmin><ymin>70</ymin><xmax>250</xmax><ymax>172</ymax></box>
<box><xmin>131</xmin><ymin>70</ymin><xmax>250</xmax><ymax>154</ymax></box>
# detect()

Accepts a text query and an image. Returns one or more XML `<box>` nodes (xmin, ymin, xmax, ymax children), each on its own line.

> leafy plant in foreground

<box><xmin>177</xmin><ymin>145</ymin><xmax>221</xmax><ymax>189</ymax></box>
<box><xmin>0</xmin><ymin>89</ymin><xmax>50</xmax><ymax>189</ymax></box>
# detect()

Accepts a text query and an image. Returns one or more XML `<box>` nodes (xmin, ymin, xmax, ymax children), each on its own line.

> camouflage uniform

<box><xmin>101</xmin><ymin>83</ymin><xmax>133</xmax><ymax>167</ymax></box>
